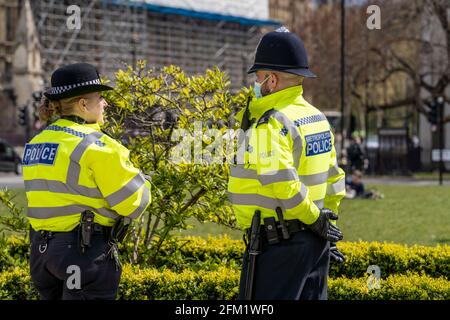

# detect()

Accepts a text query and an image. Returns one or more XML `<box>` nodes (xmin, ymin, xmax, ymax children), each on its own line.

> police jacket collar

<box><xmin>249</xmin><ymin>85</ymin><xmax>303</xmax><ymax>120</ymax></box>
<box><xmin>55</xmin><ymin>117</ymin><xmax>101</xmax><ymax>132</ymax></box>
<box><xmin>60</xmin><ymin>115</ymin><xmax>91</xmax><ymax>125</ymax></box>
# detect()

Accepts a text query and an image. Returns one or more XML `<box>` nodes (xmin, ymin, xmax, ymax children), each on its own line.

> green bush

<box><xmin>124</xmin><ymin>236</ymin><xmax>450</xmax><ymax>279</ymax></box>
<box><xmin>118</xmin><ymin>265</ymin><xmax>239</xmax><ymax>300</ymax></box>
<box><xmin>102</xmin><ymin>63</ymin><xmax>249</xmax><ymax>264</ymax></box>
<box><xmin>328</xmin><ymin>273</ymin><xmax>450</xmax><ymax>300</ymax></box>
<box><xmin>0</xmin><ymin>265</ymin><xmax>448</xmax><ymax>300</ymax></box>
<box><xmin>2</xmin><ymin>235</ymin><xmax>449</xmax><ymax>280</ymax></box>
<box><xmin>121</xmin><ymin>235</ymin><xmax>244</xmax><ymax>271</ymax></box>
<box><xmin>0</xmin><ymin>267</ymin><xmax>38</xmax><ymax>300</ymax></box>
<box><xmin>330</xmin><ymin>242</ymin><xmax>450</xmax><ymax>279</ymax></box>
<box><xmin>0</xmin><ymin>236</ymin><xmax>29</xmax><ymax>272</ymax></box>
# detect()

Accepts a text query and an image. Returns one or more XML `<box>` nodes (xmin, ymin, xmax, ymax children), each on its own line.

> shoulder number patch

<box><xmin>23</xmin><ymin>143</ymin><xmax>59</xmax><ymax>166</ymax></box>
<box><xmin>305</xmin><ymin>131</ymin><xmax>332</xmax><ymax>156</ymax></box>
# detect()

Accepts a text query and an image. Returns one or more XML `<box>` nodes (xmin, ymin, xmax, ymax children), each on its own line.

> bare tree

<box><xmin>350</xmin><ymin>0</ymin><xmax>449</xmax><ymax>122</ymax></box>
<box><xmin>291</xmin><ymin>0</ymin><xmax>449</xmax><ymax>129</ymax></box>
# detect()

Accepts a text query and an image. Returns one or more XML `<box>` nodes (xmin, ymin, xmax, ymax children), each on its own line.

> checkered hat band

<box><xmin>49</xmin><ymin>79</ymin><xmax>101</xmax><ymax>95</ymax></box>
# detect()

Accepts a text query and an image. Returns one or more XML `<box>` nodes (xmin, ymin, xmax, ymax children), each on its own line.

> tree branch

<box><xmin>367</xmin><ymin>96</ymin><xmax>416</xmax><ymax>112</ymax></box>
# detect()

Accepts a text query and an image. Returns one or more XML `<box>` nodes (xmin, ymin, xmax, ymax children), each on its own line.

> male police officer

<box><xmin>228</xmin><ymin>27</ymin><xmax>346</xmax><ymax>300</ymax></box>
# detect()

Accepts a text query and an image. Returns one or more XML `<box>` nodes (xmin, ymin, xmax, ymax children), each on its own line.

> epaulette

<box><xmin>256</xmin><ymin>108</ymin><xmax>277</xmax><ymax>127</ymax></box>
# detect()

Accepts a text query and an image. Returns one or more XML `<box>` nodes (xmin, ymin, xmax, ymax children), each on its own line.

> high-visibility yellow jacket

<box><xmin>228</xmin><ymin>85</ymin><xmax>345</xmax><ymax>230</ymax></box>
<box><xmin>22</xmin><ymin>117</ymin><xmax>151</xmax><ymax>232</ymax></box>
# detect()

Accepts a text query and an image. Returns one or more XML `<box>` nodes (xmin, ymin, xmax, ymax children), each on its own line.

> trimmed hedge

<box><xmin>151</xmin><ymin>236</ymin><xmax>450</xmax><ymax>279</ymax></box>
<box><xmin>136</xmin><ymin>235</ymin><xmax>244</xmax><ymax>271</ymax></box>
<box><xmin>0</xmin><ymin>267</ymin><xmax>38</xmax><ymax>300</ymax></box>
<box><xmin>0</xmin><ymin>236</ymin><xmax>29</xmax><ymax>272</ymax></box>
<box><xmin>2</xmin><ymin>236</ymin><xmax>450</xmax><ymax>279</ymax></box>
<box><xmin>328</xmin><ymin>273</ymin><xmax>450</xmax><ymax>300</ymax></box>
<box><xmin>119</xmin><ymin>265</ymin><xmax>239</xmax><ymax>300</ymax></box>
<box><xmin>330</xmin><ymin>241</ymin><xmax>450</xmax><ymax>279</ymax></box>
<box><xmin>1</xmin><ymin>266</ymin><xmax>449</xmax><ymax>300</ymax></box>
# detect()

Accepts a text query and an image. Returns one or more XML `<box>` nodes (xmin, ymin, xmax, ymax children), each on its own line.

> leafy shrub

<box><xmin>102</xmin><ymin>63</ymin><xmax>250</xmax><ymax>264</ymax></box>
<box><xmin>0</xmin><ymin>267</ymin><xmax>38</xmax><ymax>300</ymax></box>
<box><xmin>0</xmin><ymin>236</ymin><xmax>29</xmax><ymax>272</ymax></box>
<box><xmin>118</xmin><ymin>265</ymin><xmax>239</xmax><ymax>300</ymax></box>
<box><xmin>330</xmin><ymin>241</ymin><xmax>450</xmax><ymax>279</ymax></box>
<box><xmin>123</xmin><ymin>237</ymin><xmax>450</xmax><ymax>279</ymax></box>
<box><xmin>1</xmin><ymin>265</ymin><xmax>448</xmax><ymax>300</ymax></box>
<box><xmin>328</xmin><ymin>273</ymin><xmax>450</xmax><ymax>300</ymax></box>
<box><xmin>120</xmin><ymin>235</ymin><xmax>243</xmax><ymax>271</ymax></box>
<box><xmin>1</xmin><ymin>235</ymin><xmax>449</xmax><ymax>279</ymax></box>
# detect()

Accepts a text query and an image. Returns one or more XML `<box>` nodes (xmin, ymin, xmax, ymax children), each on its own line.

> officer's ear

<box><xmin>77</xmin><ymin>97</ymin><xmax>88</xmax><ymax>112</ymax></box>
<box><xmin>268</xmin><ymin>73</ymin><xmax>278</xmax><ymax>91</ymax></box>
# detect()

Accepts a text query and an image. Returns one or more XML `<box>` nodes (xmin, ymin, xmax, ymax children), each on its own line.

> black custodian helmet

<box><xmin>248</xmin><ymin>27</ymin><xmax>316</xmax><ymax>78</ymax></box>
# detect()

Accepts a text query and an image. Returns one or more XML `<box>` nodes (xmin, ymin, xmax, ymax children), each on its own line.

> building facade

<box><xmin>0</xmin><ymin>0</ymin><xmax>279</xmax><ymax>145</ymax></box>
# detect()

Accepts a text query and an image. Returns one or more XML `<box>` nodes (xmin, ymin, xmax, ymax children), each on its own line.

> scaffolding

<box><xmin>29</xmin><ymin>0</ymin><xmax>280</xmax><ymax>90</ymax></box>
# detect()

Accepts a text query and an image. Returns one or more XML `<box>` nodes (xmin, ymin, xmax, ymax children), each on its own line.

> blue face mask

<box><xmin>253</xmin><ymin>76</ymin><xmax>270</xmax><ymax>99</ymax></box>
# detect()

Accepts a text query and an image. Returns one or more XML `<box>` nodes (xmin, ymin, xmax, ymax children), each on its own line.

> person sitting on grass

<box><xmin>345</xmin><ymin>170</ymin><xmax>382</xmax><ymax>199</ymax></box>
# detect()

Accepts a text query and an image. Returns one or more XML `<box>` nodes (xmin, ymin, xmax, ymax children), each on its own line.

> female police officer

<box><xmin>23</xmin><ymin>62</ymin><xmax>151</xmax><ymax>300</ymax></box>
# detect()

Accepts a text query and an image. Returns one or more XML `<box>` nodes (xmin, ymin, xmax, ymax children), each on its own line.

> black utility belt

<box><xmin>247</xmin><ymin>218</ymin><xmax>307</xmax><ymax>246</ymax></box>
<box><xmin>32</xmin><ymin>223</ymin><xmax>111</xmax><ymax>240</ymax></box>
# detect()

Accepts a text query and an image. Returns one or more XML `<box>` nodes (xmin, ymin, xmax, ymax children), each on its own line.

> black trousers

<box><xmin>29</xmin><ymin>228</ymin><xmax>121</xmax><ymax>300</ymax></box>
<box><xmin>238</xmin><ymin>229</ymin><xmax>330</xmax><ymax>300</ymax></box>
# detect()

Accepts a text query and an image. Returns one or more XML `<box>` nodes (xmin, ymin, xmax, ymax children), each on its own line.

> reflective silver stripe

<box><xmin>25</xmin><ymin>179</ymin><xmax>71</xmax><ymax>193</ymax></box>
<box><xmin>230</xmin><ymin>166</ymin><xmax>300</xmax><ymax>186</ymax></box>
<box><xmin>228</xmin><ymin>184</ymin><xmax>308</xmax><ymax>210</ymax></box>
<box><xmin>27</xmin><ymin>205</ymin><xmax>119</xmax><ymax>220</ymax></box>
<box><xmin>69</xmin><ymin>131</ymin><xmax>104</xmax><ymax>162</ymax></box>
<box><xmin>96</xmin><ymin>207</ymin><xmax>121</xmax><ymax>220</ymax></box>
<box><xmin>128</xmin><ymin>185</ymin><xmax>150</xmax><ymax>219</ymax></box>
<box><xmin>258</xmin><ymin>168</ymin><xmax>299</xmax><ymax>186</ymax></box>
<box><xmin>235</xmin><ymin>128</ymin><xmax>253</xmax><ymax>165</ymax></box>
<box><xmin>299</xmin><ymin>171</ymin><xmax>329</xmax><ymax>186</ymax></box>
<box><xmin>314</xmin><ymin>199</ymin><xmax>324</xmax><ymax>209</ymax></box>
<box><xmin>230</xmin><ymin>168</ymin><xmax>328</xmax><ymax>186</ymax></box>
<box><xmin>24</xmin><ymin>179</ymin><xmax>102</xmax><ymax>198</ymax></box>
<box><xmin>105</xmin><ymin>173</ymin><xmax>146</xmax><ymax>207</ymax></box>
<box><xmin>328</xmin><ymin>162</ymin><xmax>340</xmax><ymax>177</ymax></box>
<box><xmin>327</xmin><ymin>179</ymin><xmax>346</xmax><ymax>195</ymax></box>
<box><xmin>292</xmin><ymin>136</ymin><xmax>303</xmax><ymax>170</ymax></box>
<box><xmin>229</xmin><ymin>165</ymin><xmax>257</xmax><ymax>179</ymax></box>
<box><xmin>69</xmin><ymin>184</ymin><xmax>102</xmax><ymax>198</ymax></box>
<box><xmin>271</xmin><ymin>111</ymin><xmax>303</xmax><ymax>169</ymax></box>
<box><xmin>272</xmin><ymin>112</ymin><xmax>301</xmax><ymax>141</ymax></box>
<box><xmin>66</xmin><ymin>131</ymin><xmax>104</xmax><ymax>198</ymax></box>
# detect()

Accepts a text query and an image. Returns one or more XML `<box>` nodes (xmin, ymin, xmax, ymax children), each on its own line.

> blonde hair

<box><xmin>38</xmin><ymin>95</ymin><xmax>83</xmax><ymax>123</ymax></box>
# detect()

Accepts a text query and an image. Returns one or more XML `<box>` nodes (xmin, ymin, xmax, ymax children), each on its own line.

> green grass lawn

<box><xmin>2</xmin><ymin>185</ymin><xmax>450</xmax><ymax>245</ymax></box>
<box><xmin>338</xmin><ymin>185</ymin><xmax>450</xmax><ymax>246</ymax></box>
<box><xmin>176</xmin><ymin>184</ymin><xmax>450</xmax><ymax>246</ymax></box>
<box><xmin>413</xmin><ymin>171</ymin><xmax>450</xmax><ymax>180</ymax></box>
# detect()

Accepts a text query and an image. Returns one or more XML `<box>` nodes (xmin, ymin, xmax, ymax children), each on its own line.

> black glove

<box><xmin>330</xmin><ymin>242</ymin><xmax>346</xmax><ymax>264</ymax></box>
<box><xmin>110</xmin><ymin>217</ymin><xmax>132</xmax><ymax>244</ymax></box>
<box><xmin>307</xmin><ymin>208</ymin><xmax>343</xmax><ymax>242</ymax></box>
